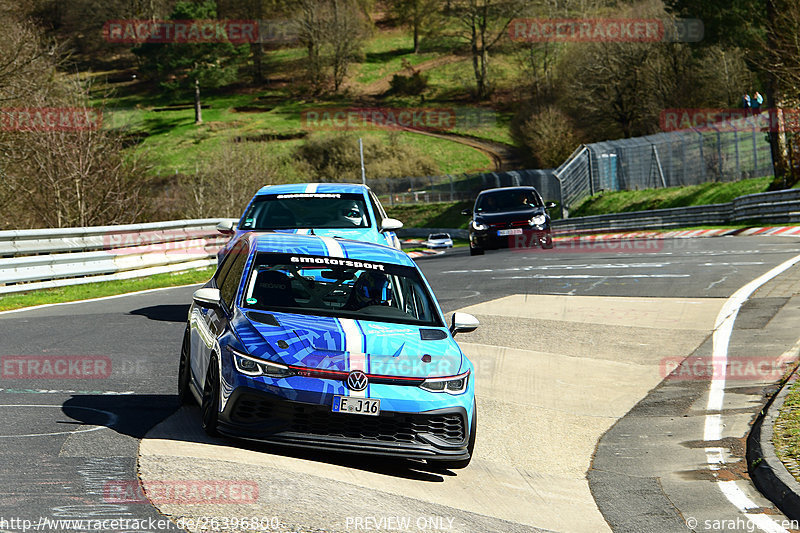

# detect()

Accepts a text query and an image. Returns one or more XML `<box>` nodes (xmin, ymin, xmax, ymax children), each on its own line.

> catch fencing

<box><xmin>555</xmin><ymin>122</ymin><xmax>774</xmax><ymax>214</ymax></box>
<box><xmin>369</xmin><ymin>114</ymin><xmax>776</xmax><ymax>217</ymax></box>
<box><xmin>0</xmin><ymin>219</ymin><xmax>236</xmax><ymax>295</ymax></box>
<box><xmin>550</xmin><ymin>188</ymin><xmax>800</xmax><ymax>232</ymax></box>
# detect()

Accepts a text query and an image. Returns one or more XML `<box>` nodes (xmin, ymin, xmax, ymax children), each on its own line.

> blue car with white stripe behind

<box><xmin>217</xmin><ymin>183</ymin><xmax>404</xmax><ymax>263</ymax></box>
<box><xmin>180</xmin><ymin>233</ymin><xmax>480</xmax><ymax>468</ymax></box>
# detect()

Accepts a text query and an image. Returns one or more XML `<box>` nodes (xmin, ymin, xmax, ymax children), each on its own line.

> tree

<box><xmin>390</xmin><ymin>0</ymin><xmax>440</xmax><ymax>53</ymax></box>
<box><xmin>295</xmin><ymin>0</ymin><xmax>370</xmax><ymax>93</ymax></box>
<box><xmin>446</xmin><ymin>0</ymin><xmax>525</xmax><ymax>99</ymax></box>
<box><xmin>761</xmin><ymin>0</ymin><xmax>800</xmax><ymax>188</ymax></box>
<box><xmin>133</xmin><ymin>1</ymin><xmax>249</xmax><ymax>94</ymax></box>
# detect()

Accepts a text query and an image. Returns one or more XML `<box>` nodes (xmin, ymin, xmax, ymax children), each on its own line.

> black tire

<box><xmin>177</xmin><ymin>330</ymin><xmax>194</xmax><ymax>405</ymax></box>
<box><xmin>200</xmin><ymin>356</ymin><xmax>220</xmax><ymax>437</ymax></box>
<box><xmin>469</xmin><ymin>245</ymin><xmax>484</xmax><ymax>256</ymax></box>
<box><xmin>542</xmin><ymin>233</ymin><xmax>554</xmax><ymax>249</ymax></box>
<box><xmin>436</xmin><ymin>401</ymin><xmax>477</xmax><ymax>470</ymax></box>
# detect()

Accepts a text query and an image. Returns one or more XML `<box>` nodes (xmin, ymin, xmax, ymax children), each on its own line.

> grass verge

<box><xmin>0</xmin><ymin>267</ymin><xmax>214</xmax><ymax>312</ymax></box>
<box><xmin>571</xmin><ymin>176</ymin><xmax>773</xmax><ymax>217</ymax></box>
<box><xmin>386</xmin><ymin>201</ymin><xmax>471</xmax><ymax>229</ymax></box>
<box><xmin>773</xmin><ymin>377</ymin><xmax>800</xmax><ymax>483</ymax></box>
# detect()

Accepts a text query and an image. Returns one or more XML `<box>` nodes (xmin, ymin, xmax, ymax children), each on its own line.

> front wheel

<box><xmin>200</xmin><ymin>356</ymin><xmax>220</xmax><ymax>437</ymax></box>
<box><xmin>541</xmin><ymin>233</ymin><xmax>554</xmax><ymax>249</ymax></box>
<box><xmin>469</xmin><ymin>245</ymin><xmax>484</xmax><ymax>256</ymax></box>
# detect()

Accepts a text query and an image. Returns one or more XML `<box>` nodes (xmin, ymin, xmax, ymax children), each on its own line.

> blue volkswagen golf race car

<box><xmin>180</xmin><ymin>233</ymin><xmax>480</xmax><ymax>468</ymax></box>
<box><xmin>216</xmin><ymin>183</ymin><xmax>404</xmax><ymax>263</ymax></box>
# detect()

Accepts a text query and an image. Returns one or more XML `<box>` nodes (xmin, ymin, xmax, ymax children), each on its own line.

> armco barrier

<box><xmin>412</xmin><ymin>188</ymin><xmax>800</xmax><ymax>237</ymax></box>
<box><xmin>0</xmin><ymin>219</ymin><xmax>237</xmax><ymax>295</ymax></box>
<box><xmin>552</xmin><ymin>188</ymin><xmax>800</xmax><ymax>233</ymax></box>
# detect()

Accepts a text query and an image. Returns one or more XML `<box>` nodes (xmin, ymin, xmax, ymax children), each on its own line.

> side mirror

<box><xmin>216</xmin><ymin>220</ymin><xmax>236</xmax><ymax>235</ymax></box>
<box><xmin>450</xmin><ymin>312</ymin><xmax>479</xmax><ymax>336</ymax></box>
<box><xmin>193</xmin><ymin>288</ymin><xmax>222</xmax><ymax>309</ymax></box>
<box><xmin>461</xmin><ymin>208</ymin><xmax>471</xmax><ymax>216</ymax></box>
<box><xmin>380</xmin><ymin>218</ymin><xmax>403</xmax><ymax>232</ymax></box>
<box><xmin>545</xmin><ymin>202</ymin><xmax>557</xmax><ymax>209</ymax></box>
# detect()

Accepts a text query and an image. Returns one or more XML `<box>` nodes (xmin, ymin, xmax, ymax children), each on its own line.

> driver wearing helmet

<box><xmin>344</xmin><ymin>271</ymin><xmax>390</xmax><ymax>310</ymax></box>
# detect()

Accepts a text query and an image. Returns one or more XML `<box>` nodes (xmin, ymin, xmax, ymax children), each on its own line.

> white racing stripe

<box><xmin>304</xmin><ymin>183</ymin><xmax>318</xmax><ymax>193</ymax></box>
<box><xmin>316</xmin><ymin>232</ymin><xmax>367</xmax><ymax>397</ymax></box>
<box><xmin>319</xmin><ymin>236</ymin><xmax>344</xmax><ymax>258</ymax></box>
<box><xmin>340</xmin><ymin>318</ymin><xmax>367</xmax><ymax>398</ymax></box>
<box><xmin>704</xmin><ymin>252</ymin><xmax>800</xmax><ymax>532</ymax></box>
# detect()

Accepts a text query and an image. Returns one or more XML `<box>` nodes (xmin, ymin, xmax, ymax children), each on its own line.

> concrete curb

<box><xmin>747</xmin><ymin>367</ymin><xmax>800</xmax><ymax>521</ymax></box>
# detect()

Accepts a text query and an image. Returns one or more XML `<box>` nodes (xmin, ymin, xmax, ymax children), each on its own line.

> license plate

<box><xmin>332</xmin><ymin>396</ymin><xmax>380</xmax><ymax>416</ymax></box>
<box><xmin>497</xmin><ymin>228</ymin><xmax>523</xmax><ymax>236</ymax></box>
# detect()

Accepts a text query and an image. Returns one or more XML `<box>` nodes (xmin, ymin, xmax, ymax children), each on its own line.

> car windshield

<box><xmin>430</xmin><ymin>234</ymin><xmax>449</xmax><ymax>240</ymax></box>
<box><xmin>240</xmin><ymin>193</ymin><xmax>370</xmax><ymax>230</ymax></box>
<box><xmin>241</xmin><ymin>252</ymin><xmax>442</xmax><ymax>327</ymax></box>
<box><xmin>475</xmin><ymin>190</ymin><xmax>543</xmax><ymax>213</ymax></box>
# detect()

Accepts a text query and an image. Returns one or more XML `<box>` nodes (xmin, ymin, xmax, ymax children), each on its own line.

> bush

<box><xmin>293</xmin><ymin>133</ymin><xmax>439</xmax><ymax>182</ymax></box>
<box><xmin>518</xmin><ymin>107</ymin><xmax>579</xmax><ymax>168</ymax></box>
<box><xmin>389</xmin><ymin>72</ymin><xmax>429</xmax><ymax>95</ymax></box>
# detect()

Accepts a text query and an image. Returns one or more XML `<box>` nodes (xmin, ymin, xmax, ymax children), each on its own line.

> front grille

<box><xmin>230</xmin><ymin>394</ymin><xmax>465</xmax><ymax>445</ymax></box>
<box><xmin>489</xmin><ymin>221</ymin><xmax>530</xmax><ymax>228</ymax></box>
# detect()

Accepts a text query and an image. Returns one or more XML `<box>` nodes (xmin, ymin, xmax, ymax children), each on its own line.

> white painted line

<box><xmin>704</xmin><ymin>252</ymin><xmax>800</xmax><ymax>532</ymax></box>
<box><xmin>492</xmin><ymin>274</ymin><xmax>691</xmax><ymax>280</ymax></box>
<box><xmin>0</xmin><ymin>389</ymin><xmax>135</xmax><ymax>395</ymax></box>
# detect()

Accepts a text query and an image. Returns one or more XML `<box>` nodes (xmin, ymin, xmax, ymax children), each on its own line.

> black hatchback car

<box><xmin>462</xmin><ymin>186</ymin><xmax>556</xmax><ymax>255</ymax></box>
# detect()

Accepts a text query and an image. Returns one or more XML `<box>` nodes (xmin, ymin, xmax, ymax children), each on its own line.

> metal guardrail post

<box><xmin>652</xmin><ymin>145</ymin><xmax>667</xmax><ymax>188</ymax></box>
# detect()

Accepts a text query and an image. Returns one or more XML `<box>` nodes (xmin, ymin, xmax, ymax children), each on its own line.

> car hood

<box><xmin>232</xmin><ymin>309</ymin><xmax>464</xmax><ymax>378</ymax></box>
<box><xmin>272</xmin><ymin>228</ymin><xmax>386</xmax><ymax>243</ymax></box>
<box><xmin>475</xmin><ymin>207</ymin><xmax>546</xmax><ymax>224</ymax></box>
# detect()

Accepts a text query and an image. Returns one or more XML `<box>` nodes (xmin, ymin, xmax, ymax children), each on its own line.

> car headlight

<box><xmin>420</xmin><ymin>371</ymin><xmax>470</xmax><ymax>394</ymax></box>
<box><xmin>471</xmin><ymin>220</ymin><xmax>488</xmax><ymax>231</ymax></box>
<box><xmin>530</xmin><ymin>214</ymin><xmax>546</xmax><ymax>226</ymax></box>
<box><xmin>231</xmin><ymin>348</ymin><xmax>294</xmax><ymax>378</ymax></box>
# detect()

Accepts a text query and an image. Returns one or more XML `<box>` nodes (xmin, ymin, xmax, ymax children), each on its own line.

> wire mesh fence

<box><xmin>556</xmin><ymin>121</ymin><xmax>774</xmax><ymax>214</ymax></box>
<box><xmin>367</xmin><ymin>114</ymin><xmax>775</xmax><ymax>218</ymax></box>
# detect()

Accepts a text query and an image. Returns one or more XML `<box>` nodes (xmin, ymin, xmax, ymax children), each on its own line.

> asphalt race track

<box><xmin>2</xmin><ymin>235</ymin><xmax>800</xmax><ymax>533</ymax></box>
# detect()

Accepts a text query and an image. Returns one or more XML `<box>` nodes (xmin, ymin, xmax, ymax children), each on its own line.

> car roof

<box><xmin>253</xmin><ymin>183</ymin><xmax>370</xmax><ymax>196</ymax></box>
<box><xmin>477</xmin><ymin>186</ymin><xmax>540</xmax><ymax>195</ymax></box>
<box><xmin>246</xmin><ymin>233</ymin><xmax>416</xmax><ymax>268</ymax></box>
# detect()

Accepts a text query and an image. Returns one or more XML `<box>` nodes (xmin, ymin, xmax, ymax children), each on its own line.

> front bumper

<box><xmin>218</xmin><ymin>387</ymin><xmax>471</xmax><ymax>460</ymax></box>
<box><xmin>471</xmin><ymin>227</ymin><xmax>551</xmax><ymax>249</ymax></box>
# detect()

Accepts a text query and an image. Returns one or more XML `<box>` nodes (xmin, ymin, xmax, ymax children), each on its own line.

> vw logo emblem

<box><xmin>347</xmin><ymin>370</ymin><xmax>368</xmax><ymax>391</ymax></box>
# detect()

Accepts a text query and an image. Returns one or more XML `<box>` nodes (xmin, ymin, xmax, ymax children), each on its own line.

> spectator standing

<box><xmin>752</xmin><ymin>91</ymin><xmax>763</xmax><ymax>113</ymax></box>
<box><xmin>742</xmin><ymin>93</ymin><xmax>751</xmax><ymax>115</ymax></box>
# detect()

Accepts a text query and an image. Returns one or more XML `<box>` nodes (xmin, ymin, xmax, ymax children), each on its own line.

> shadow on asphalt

<box><xmin>129</xmin><ymin>304</ymin><xmax>190</xmax><ymax>322</ymax></box>
<box><xmin>62</xmin><ymin>395</ymin><xmax>457</xmax><ymax>482</ymax></box>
